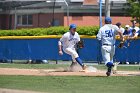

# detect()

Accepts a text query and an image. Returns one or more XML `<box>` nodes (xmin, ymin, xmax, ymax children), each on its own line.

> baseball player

<box><xmin>96</xmin><ymin>17</ymin><xmax>124</xmax><ymax>76</ymax></box>
<box><xmin>130</xmin><ymin>20</ymin><xmax>139</xmax><ymax>33</ymax></box>
<box><xmin>123</xmin><ymin>25</ymin><xmax>131</xmax><ymax>36</ymax></box>
<box><xmin>116</xmin><ymin>22</ymin><xmax>125</xmax><ymax>34</ymax></box>
<box><xmin>58</xmin><ymin>24</ymin><xmax>86</xmax><ymax>70</ymax></box>
<box><xmin>128</xmin><ymin>28</ymin><xmax>139</xmax><ymax>39</ymax></box>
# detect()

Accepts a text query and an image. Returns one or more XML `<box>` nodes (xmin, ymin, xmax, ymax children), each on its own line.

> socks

<box><xmin>106</xmin><ymin>62</ymin><xmax>114</xmax><ymax>72</ymax></box>
<box><xmin>75</xmin><ymin>57</ymin><xmax>83</xmax><ymax>66</ymax></box>
<box><xmin>106</xmin><ymin>62</ymin><xmax>113</xmax><ymax>68</ymax></box>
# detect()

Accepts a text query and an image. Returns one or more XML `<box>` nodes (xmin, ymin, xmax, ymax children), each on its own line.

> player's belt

<box><xmin>103</xmin><ymin>44</ymin><xmax>115</xmax><ymax>46</ymax></box>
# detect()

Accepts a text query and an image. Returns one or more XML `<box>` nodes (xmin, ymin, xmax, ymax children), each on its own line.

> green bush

<box><xmin>0</xmin><ymin>26</ymin><xmax>99</xmax><ymax>36</ymax></box>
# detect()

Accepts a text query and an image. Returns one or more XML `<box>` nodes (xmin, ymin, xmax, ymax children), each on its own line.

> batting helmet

<box><xmin>105</xmin><ymin>17</ymin><xmax>112</xmax><ymax>24</ymax></box>
<box><xmin>69</xmin><ymin>24</ymin><xmax>77</xmax><ymax>29</ymax></box>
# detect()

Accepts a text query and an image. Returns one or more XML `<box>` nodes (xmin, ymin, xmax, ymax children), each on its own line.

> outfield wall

<box><xmin>0</xmin><ymin>36</ymin><xmax>140</xmax><ymax>63</ymax></box>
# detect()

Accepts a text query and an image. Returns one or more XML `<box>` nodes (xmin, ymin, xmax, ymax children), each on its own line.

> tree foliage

<box><xmin>128</xmin><ymin>0</ymin><xmax>140</xmax><ymax>26</ymax></box>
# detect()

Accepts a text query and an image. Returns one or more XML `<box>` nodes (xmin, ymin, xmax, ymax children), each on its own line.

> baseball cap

<box><xmin>133</xmin><ymin>20</ymin><xmax>137</xmax><ymax>24</ymax></box>
<box><xmin>69</xmin><ymin>24</ymin><xmax>76</xmax><ymax>29</ymax></box>
<box><xmin>116</xmin><ymin>22</ymin><xmax>121</xmax><ymax>27</ymax></box>
<box><xmin>125</xmin><ymin>25</ymin><xmax>130</xmax><ymax>28</ymax></box>
<box><xmin>132</xmin><ymin>28</ymin><xmax>136</xmax><ymax>33</ymax></box>
<box><xmin>105</xmin><ymin>17</ymin><xmax>112</xmax><ymax>23</ymax></box>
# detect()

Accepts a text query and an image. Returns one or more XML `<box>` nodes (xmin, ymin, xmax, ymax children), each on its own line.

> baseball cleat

<box><xmin>112</xmin><ymin>62</ymin><xmax>120</xmax><ymax>74</ymax></box>
<box><xmin>82</xmin><ymin>64</ymin><xmax>87</xmax><ymax>70</ymax></box>
<box><xmin>106</xmin><ymin>67</ymin><xmax>112</xmax><ymax>76</ymax></box>
<box><xmin>106</xmin><ymin>71</ymin><xmax>111</xmax><ymax>76</ymax></box>
<box><xmin>70</xmin><ymin>62</ymin><xmax>77</xmax><ymax>67</ymax></box>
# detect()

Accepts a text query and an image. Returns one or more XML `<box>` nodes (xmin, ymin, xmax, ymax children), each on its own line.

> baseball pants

<box><xmin>101</xmin><ymin>45</ymin><xmax>115</xmax><ymax>65</ymax></box>
<box><xmin>63</xmin><ymin>48</ymin><xmax>79</xmax><ymax>62</ymax></box>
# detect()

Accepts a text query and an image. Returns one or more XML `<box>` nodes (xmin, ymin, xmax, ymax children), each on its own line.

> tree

<box><xmin>128</xmin><ymin>0</ymin><xmax>140</xmax><ymax>26</ymax></box>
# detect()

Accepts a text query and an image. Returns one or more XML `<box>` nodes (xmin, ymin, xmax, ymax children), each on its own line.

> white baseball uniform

<box><xmin>59</xmin><ymin>31</ymin><xmax>80</xmax><ymax>62</ymax></box>
<box><xmin>97</xmin><ymin>24</ymin><xmax>119</xmax><ymax>65</ymax></box>
<box><xmin>130</xmin><ymin>26</ymin><xmax>139</xmax><ymax>32</ymax></box>
<box><xmin>130</xmin><ymin>26</ymin><xmax>140</xmax><ymax>37</ymax></box>
<box><xmin>120</xmin><ymin>27</ymin><xmax>125</xmax><ymax>34</ymax></box>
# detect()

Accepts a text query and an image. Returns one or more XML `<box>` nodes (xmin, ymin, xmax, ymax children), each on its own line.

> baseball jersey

<box><xmin>130</xmin><ymin>26</ymin><xmax>140</xmax><ymax>32</ymax></box>
<box><xmin>120</xmin><ymin>27</ymin><xmax>125</xmax><ymax>34</ymax></box>
<box><xmin>60</xmin><ymin>31</ymin><xmax>80</xmax><ymax>50</ymax></box>
<box><xmin>97</xmin><ymin>24</ymin><xmax>119</xmax><ymax>45</ymax></box>
<box><xmin>123</xmin><ymin>29</ymin><xmax>132</xmax><ymax>36</ymax></box>
<box><xmin>129</xmin><ymin>30</ymin><xmax>140</xmax><ymax>37</ymax></box>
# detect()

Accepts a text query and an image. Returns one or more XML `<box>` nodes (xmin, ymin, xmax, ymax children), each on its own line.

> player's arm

<box><xmin>78</xmin><ymin>34</ymin><xmax>80</xmax><ymax>42</ymax></box>
<box><xmin>129</xmin><ymin>35</ymin><xmax>137</xmax><ymax>40</ymax></box>
<box><xmin>58</xmin><ymin>36</ymin><xmax>65</xmax><ymax>55</ymax></box>
<box><xmin>117</xmin><ymin>30</ymin><xmax>125</xmax><ymax>48</ymax></box>
<box><xmin>117</xmin><ymin>30</ymin><xmax>124</xmax><ymax>41</ymax></box>
<box><xmin>58</xmin><ymin>40</ymin><xmax>63</xmax><ymax>55</ymax></box>
<box><xmin>129</xmin><ymin>32</ymin><xmax>139</xmax><ymax>40</ymax></box>
<box><xmin>112</xmin><ymin>25</ymin><xmax>124</xmax><ymax>41</ymax></box>
<box><xmin>114</xmin><ymin>25</ymin><xmax>124</xmax><ymax>41</ymax></box>
<box><xmin>96</xmin><ymin>29</ymin><xmax>102</xmax><ymax>41</ymax></box>
<box><xmin>133</xmin><ymin>32</ymin><xmax>138</xmax><ymax>38</ymax></box>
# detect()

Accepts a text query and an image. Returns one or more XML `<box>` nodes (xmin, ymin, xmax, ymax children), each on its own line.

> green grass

<box><xmin>0</xmin><ymin>64</ymin><xmax>69</xmax><ymax>69</ymax></box>
<box><xmin>0</xmin><ymin>63</ymin><xmax>139</xmax><ymax>93</ymax></box>
<box><xmin>0</xmin><ymin>75</ymin><xmax>139</xmax><ymax>93</ymax></box>
<box><xmin>117</xmin><ymin>65</ymin><xmax>140</xmax><ymax>71</ymax></box>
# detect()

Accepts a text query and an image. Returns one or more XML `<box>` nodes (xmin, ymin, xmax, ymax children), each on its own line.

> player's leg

<box><xmin>75</xmin><ymin>57</ymin><xmax>87</xmax><ymax>70</ymax></box>
<box><xmin>70</xmin><ymin>60</ymin><xmax>78</xmax><ymax>68</ymax></box>
<box><xmin>101</xmin><ymin>46</ymin><xmax>112</xmax><ymax>64</ymax></box>
<box><xmin>101</xmin><ymin>46</ymin><xmax>113</xmax><ymax>76</ymax></box>
<box><xmin>110</xmin><ymin>45</ymin><xmax>115</xmax><ymax>63</ymax></box>
<box><xmin>64</xmin><ymin>48</ymin><xmax>86</xmax><ymax>70</ymax></box>
<box><xmin>110</xmin><ymin>46</ymin><xmax>117</xmax><ymax>74</ymax></box>
<box><xmin>64</xmin><ymin>48</ymin><xmax>78</xmax><ymax>63</ymax></box>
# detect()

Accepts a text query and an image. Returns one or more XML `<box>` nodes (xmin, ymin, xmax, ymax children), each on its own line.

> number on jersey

<box><xmin>105</xmin><ymin>30</ymin><xmax>113</xmax><ymax>37</ymax></box>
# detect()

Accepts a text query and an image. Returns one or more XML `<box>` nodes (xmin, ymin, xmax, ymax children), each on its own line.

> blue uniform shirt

<box><xmin>123</xmin><ymin>29</ymin><xmax>132</xmax><ymax>36</ymax></box>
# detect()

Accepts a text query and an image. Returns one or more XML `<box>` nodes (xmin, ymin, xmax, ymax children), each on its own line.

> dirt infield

<box><xmin>0</xmin><ymin>88</ymin><xmax>45</xmax><ymax>93</ymax></box>
<box><xmin>0</xmin><ymin>67</ymin><xmax>140</xmax><ymax>76</ymax></box>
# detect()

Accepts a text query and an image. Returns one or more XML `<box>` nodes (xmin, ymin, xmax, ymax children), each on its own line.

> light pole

<box><xmin>46</xmin><ymin>0</ymin><xmax>69</xmax><ymax>26</ymax></box>
<box><xmin>14</xmin><ymin>5</ymin><xmax>25</xmax><ymax>29</ymax></box>
<box><xmin>52</xmin><ymin>0</ymin><xmax>56</xmax><ymax>26</ymax></box>
<box><xmin>46</xmin><ymin>0</ymin><xmax>56</xmax><ymax>26</ymax></box>
<box><xmin>14</xmin><ymin>7</ymin><xmax>17</xmax><ymax>29</ymax></box>
<box><xmin>63</xmin><ymin>0</ymin><xmax>69</xmax><ymax>26</ymax></box>
<box><xmin>99</xmin><ymin>0</ymin><xmax>102</xmax><ymax>28</ymax></box>
<box><xmin>105</xmin><ymin>0</ymin><xmax>110</xmax><ymax>17</ymax></box>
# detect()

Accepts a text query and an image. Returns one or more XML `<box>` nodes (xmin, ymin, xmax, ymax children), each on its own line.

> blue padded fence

<box><xmin>0</xmin><ymin>36</ymin><xmax>140</xmax><ymax>63</ymax></box>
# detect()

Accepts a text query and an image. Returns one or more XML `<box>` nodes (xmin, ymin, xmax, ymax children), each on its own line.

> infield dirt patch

<box><xmin>0</xmin><ymin>88</ymin><xmax>45</xmax><ymax>93</ymax></box>
<box><xmin>0</xmin><ymin>67</ymin><xmax>139</xmax><ymax>76</ymax></box>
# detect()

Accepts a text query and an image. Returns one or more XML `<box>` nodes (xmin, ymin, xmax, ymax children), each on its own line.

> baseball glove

<box><xmin>118</xmin><ymin>41</ymin><xmax>125</xmax><ymax>48</ymax></box>
<box><xmin>77</xmin><ymin>40</ymin><xmax>84</xmax><ymax>48</ymax></box>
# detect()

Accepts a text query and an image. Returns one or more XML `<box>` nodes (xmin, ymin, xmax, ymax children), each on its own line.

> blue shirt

<box><xmin>123</xmin><ymin>29</ymin><xmax>132</xmax><ymax>36</ymax></box>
